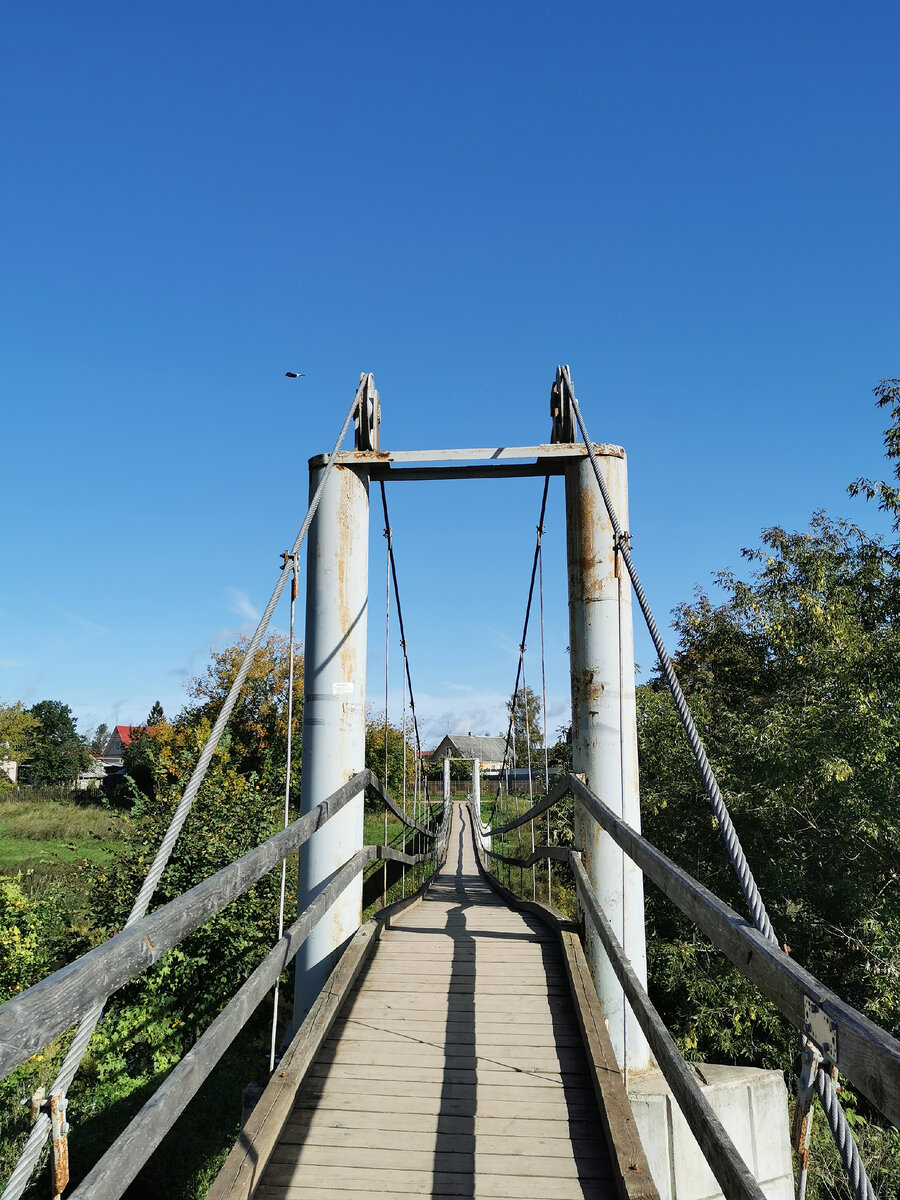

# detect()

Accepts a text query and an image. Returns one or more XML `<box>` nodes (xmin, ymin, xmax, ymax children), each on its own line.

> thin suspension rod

<box><xmin>379</xmin><ymin>483</ymin><xmax>424</xmax><ymax>765</ymax></box>
<box><xmin>383</xmin><ymin>515</ymin><xmax>391</xmax><ymax>906</ymax></box>
<box><xmin>269</xmin><ymin>552</ymin><xmax>298</xmax><ymax>1073</ymax></box>
<box><xmin>521</xmin><ymin>656</ymin><xmax>536</xmax><ymax>901</ymax></box>
<box><xmin>494</xmin><ymin>475</ymin><xmax>551</xmax><ymax>815</ymax></box>
<box><xmin>537</xmin><ymin>534</ymin><xmax>551</xmax><ymax>901</ymax></box>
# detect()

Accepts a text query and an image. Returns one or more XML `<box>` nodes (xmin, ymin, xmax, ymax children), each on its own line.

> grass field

<box><xmin>0</xmin><ymin>792</ymin><xmax>128</xmax><ymax>879</ymax></box>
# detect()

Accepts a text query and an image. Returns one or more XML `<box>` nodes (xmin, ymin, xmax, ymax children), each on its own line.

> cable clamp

<box><xmin>24</xmin><ymin>1090</ymin><xmax>70</xmax><ymax>1196</ymax></box>
<box><xmin>49</xmin><ymin>1093</ymin><xmax>70</xmax><ymax>1198</ymax></box>
<box><xmin>615</xmin><ymin>531</ymin><xmax>632</xmax><ymax>554</ymax></box>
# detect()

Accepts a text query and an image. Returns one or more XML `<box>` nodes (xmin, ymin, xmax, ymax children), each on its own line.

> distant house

<box><xmin>76</xmin><ymin>754</ymin><xmax>106</xmax><ymax>790</ymax></box>
<box><xmin>102</xmin><ymin>725</ymin><xmax>146</xmax><ymax>768</ymax></box>
<box><xmin>1</xmin><ymin>759</ymin><xmax>17</xmax><ymax>785</ymax></box>
<box><xmin>430</xmin><ymin>734</ymin><xmax>508</xmax><ymax>773</ymax></box>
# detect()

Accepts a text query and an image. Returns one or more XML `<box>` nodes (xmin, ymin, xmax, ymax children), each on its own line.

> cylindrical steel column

<box><xmin>293</xmin><ymin>461</ymin><xmax>369</xmax><ymax>1026</ymax></box>
<box><xmin>442</xmin><ymin>755</ymin><xmax>450</xmax><ymax>806</ymax></box>
<box><xmin>565</xmin><ymin>448</ymin><xmax>651</xmax><ymax>1076</ymax></box>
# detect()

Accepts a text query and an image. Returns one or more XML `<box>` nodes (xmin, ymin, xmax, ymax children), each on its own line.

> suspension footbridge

<box><xmin>1</xmin><ymin>369</ymin><xmax>898</xmax><ymax>1200</ymax></box>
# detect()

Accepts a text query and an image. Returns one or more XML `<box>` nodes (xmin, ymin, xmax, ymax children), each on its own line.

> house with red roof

<box><xmin>102</xmin><ymin>725</ymin><xmax>145</xmax><ymax>767</ymax></box>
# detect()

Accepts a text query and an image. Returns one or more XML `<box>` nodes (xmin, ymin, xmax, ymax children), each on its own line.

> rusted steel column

<box><xmin>565</xmin><ymin>448</ymin><xmax>650</xmax><ymax>1076</ymax></box>
<box><xmin>293</xmin><ymin>460</ymin><xmax>369</xmax><ymax>1026</ymax></box>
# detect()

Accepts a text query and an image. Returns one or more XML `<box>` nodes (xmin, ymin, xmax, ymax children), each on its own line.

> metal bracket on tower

<box><xmin>550</xmin><ymin>364</ymin><xmax>577</xmax><ymax>443</ymax></box>
<box><xmin>804</xmin><ymin>996</ymin><xmax>839</xmax><ymax>1063</ymax></box>
<box><xmin>354</xmin><ymin>372</ymin><xmax>380</xmax><ymax>451</ymax></box>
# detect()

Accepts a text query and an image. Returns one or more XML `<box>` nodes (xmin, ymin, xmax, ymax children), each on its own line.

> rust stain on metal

<box><xmin>793</xmin><ymin>1106</ymin><xmax>813</xmax><ymax>1160</ymax></box>
<box><xmin>572</xmin><ymin>667</ymin><xmax>605</xmax><ymax>714</ymax></box>
<box><xmin>49</xmin><ymin>1094</ymin><xmax>69</xmax><ymax>1199</ymax></box>
<box><xmin>29</xmin><ymin>1086</ymin><xmax>45</xmax><ymax>1125</ymax></box>
<box><xmin>330</xmin><ymin>906</ymin><xmax>345</xmax><ymax>948</ymax></box>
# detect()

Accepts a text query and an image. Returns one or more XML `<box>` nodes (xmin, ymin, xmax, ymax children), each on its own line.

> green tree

<box><xmin>848</xmin><ymin>378</ymin><xmax>900</xmax><ymax>526</ymax></box>
<box><xmin>638</xmin><ymin>513</ymin><xmax>900</xmax><ymax>1066</ymax></box>
<box><xmin>507</xmin><ymin>683</ymin><xmax>543</xmax><ymax>755</ymax></box>
<box><xmin>0</xmin><ymin>702</ymin><xmax>39</xmax><ymax>783</ymax></box>
<box><xmin>426</xmin><ymin>752</ymin><xmax>475</xmax><ymax>782</ymax></box>
<box><xmin>546</xmin><ymin>723</ymin><xmax>572</xmax><ymax>771</ymax></box>
<box><xmin>147</xmin><ymin>700</ymin><xmax>165</xmax><ymax>725</ymax></box>
<box><xmin>26</xmin><ymin>700</ymin><xmax>92</xmax><ymax>785</ymax></box>
<box><xmin>182</xmin><ymin>634</ymin><xmax>302</xmax><ymax>790</ymax></box>
<box><xmin>365</xmin><ymin>711</ymin><xmax>416</xmax><ymax>803</ymax></box>
<box><xmin>89</xmin><ymin>722</ymin><xmax>110</xmax><ymax>755</ymax></box>
<box><xmin>0</xmin><ymin>877</ymin><xmax>45</xmax><ymax>1001</ymax></box>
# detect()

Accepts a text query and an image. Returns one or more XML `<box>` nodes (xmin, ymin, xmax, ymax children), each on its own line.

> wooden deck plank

<box><xmin>283</xmin><ymin>1109</ymin><xmax>601</xmax><ymax>1139</ymax></box>
<box><xmin>306</xmin><ymin>1063</ymin><xmax>589</xmax><ymax>1088</ymax></box>
<box><xmin>257</xmin><ymin>1168</ymin><xmax>609</xmax><ymax>1197</ymax></box>
<box><xmin>276</xmin><ymin>1124</ymin><xmax>604</xmax><ymax>1158</ymax></box>
<box><xmin>292</xmin><ymin>1093</ymin><xmax>601</xmax><ymax>1121</ymax></box>
<box><xmin>267</xmin><ymin>1145</ymin><xmax>610</xmax><ymax>1178</ymax></box>
<box><xmin>296</xmin><ymin>1077</ymin><xmax>595</xmax><ymax>1103</ymax></box>
<box><xmin>313</xmin><ymin>1046</ymin><xmax>588</xmax><ymax>1072</ymax></box>
<box><xmin>328</xmin><ymin>1017</ymin><xmax>578</xmax><ymax>1036</ymax></box>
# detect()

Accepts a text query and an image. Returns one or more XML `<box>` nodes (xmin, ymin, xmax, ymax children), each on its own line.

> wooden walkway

<box><xmin>256</xmin><ymin>801</ymin><xmax>616</xmax><ymax>1199</ymax></box>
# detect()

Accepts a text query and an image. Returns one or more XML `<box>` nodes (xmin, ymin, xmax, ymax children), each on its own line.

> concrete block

<box><xmin>628</xmin><ymin>1063</ymin><xmax>793</xmax><ymax>1200</ymax></box>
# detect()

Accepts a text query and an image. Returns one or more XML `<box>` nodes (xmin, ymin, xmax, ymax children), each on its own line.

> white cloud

<box><xmin>484</xmin><ymin>627</ymin><xmax>520</xmax><ymax>660</ymax></box>
<box><xmin>57</xmin><ymin>608</ymin><xmax>111</xmax><ymax>637</ymax></box>
<box><xmin>227</xmin><ymin>588</ymin><xmax>261</xmax><ymax>623</ymax></box>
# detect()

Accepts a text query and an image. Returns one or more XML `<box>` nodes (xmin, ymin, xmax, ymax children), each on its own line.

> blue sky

<box><xmin>2</xmin><ymin>2</ymin><xmax>898</xmax><ymax>748</ymax></box>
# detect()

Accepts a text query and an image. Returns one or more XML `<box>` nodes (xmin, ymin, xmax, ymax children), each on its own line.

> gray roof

<box><xmin>432</xmin><ymin>734</ymin><xmax>508</xmax><ymax>761</ymax></box>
